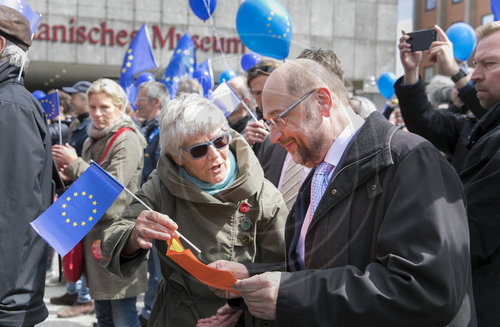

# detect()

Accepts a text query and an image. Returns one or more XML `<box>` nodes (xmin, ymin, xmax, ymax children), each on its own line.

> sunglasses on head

<box><xmin>180</xmin><ymin>131</ymin><xmax>231</xmax><ymax>159</ymax></box>
<box><xmin>247</xmin><ymin>65</ymin><xmax>276</xmax><ymax>75</ymax></box>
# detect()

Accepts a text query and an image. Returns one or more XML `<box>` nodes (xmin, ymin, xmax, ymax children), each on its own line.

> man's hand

<box><xmin>428</xmin><ymin>25</ymin><xmax>460</xmax><ymax>76</ymax></box>
<box><xmin>232</xmin><ymin>271</ymin><xmax>281</xmax><ymax>321</ymax></box>
<box><xmin>243</xmin><ymin>121</ymin><xmax>269</xmax><ymax>146</ymax></box>
<box><xmin>196</xmin><ymin>304</ymin><xmax>242</xmax><ymax>327</ymax></box>
<box><xmin>399</xmin><ymin>30</ymin><xmax>423</xmax><ymax>85</ymax></box>
<box><xmin>123</xmin><ymin>210</ymin><xmax>179</xmax><ymax>256</ymax></box>
<box><xmin>207</xmin><ymin>260</ymin><xmax>250</xmax><ymax>299</ymax></box>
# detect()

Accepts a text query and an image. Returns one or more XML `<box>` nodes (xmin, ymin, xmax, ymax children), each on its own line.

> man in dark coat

<box><xmin>203</xmin><ymin>59</ymin><xmax>476</xmax><ymax>326</ymax></box>
<box><xmin>64</xmin><ymin>81</ymin><xmax>92</xmax><ymax>156</ymax></box>
<box><xmin>396</xmin><ymin>25</ymin><xmax>485</xmax><ymax>172</ymax></box>
<box><xmin>0</xmin><ymin>6</ymin><xmax>54</xmax><ymax>326</ymax></box>
<box><xmin>398</xmin><ymin>22</ymin><xmax>500</xmax><ymax>326</ymax></box>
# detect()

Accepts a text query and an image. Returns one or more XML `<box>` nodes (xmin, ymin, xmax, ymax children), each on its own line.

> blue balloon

<box><xmin>446</xmin><ymin>23</ymin><xmax>477</xmax><ymax>61</ymax></box>
<box><xmin>218</xmin><ymin>69</ymin><xmax>237</xmax><ymax>84</ymax></box>
<box><xmin>241</xmin><ymin>52</ymin><xmax>261</xmax><ymax>71</ymax></box>
<box><xmin>32</xmin><ymin>90</ymin><xmax>46</xmax><ymax>101</ymax></box>
<box><xmin>189</xmin><ymin>0</ymin><xmax>217</xmax><ymax>21</ymax></box>
<box><xmin>136</xmin><ymin>72</ymin><xmax>156</xmax><ymax>86</ymax></box>
<box><xmin>236</xmin><ymin>0</ymin><xmax>292</xmax><ymax>60</ymax></box>
<box><xmin>377</xmin><ymin>72</ymin><xmax>397</xmax><ymax>99</ymax></box>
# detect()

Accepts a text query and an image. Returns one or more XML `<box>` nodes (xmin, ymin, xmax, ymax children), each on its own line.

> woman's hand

<box><xmin>196</xmin><ymin>304</ymin><xmax>242</xmax><ymax>327</ymax></box>
<box><xmin>123</xmin><ymin>210</ymin><xmax>179</xmax><ymax>256</ymax></box>
<box><xmin>52</xmin><ymin>143</ymin><xmax>78</xmax><ymax>167</ymax></box>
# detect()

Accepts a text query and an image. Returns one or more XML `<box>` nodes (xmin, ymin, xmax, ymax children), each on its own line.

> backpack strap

<box><xmin>97</xmin><ymin>127</ymin><xmax>133</xmax><ymax>165</ymax></box>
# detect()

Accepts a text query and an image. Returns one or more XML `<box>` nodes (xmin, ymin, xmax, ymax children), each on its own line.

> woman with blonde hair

<box><xmin>53</xmin><ymin>78</ymin><xmax>146</xmax><ymax>327</ymax></box>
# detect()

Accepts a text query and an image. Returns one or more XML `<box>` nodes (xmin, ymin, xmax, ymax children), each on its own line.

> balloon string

<box><xmin>202</xmin><ymin>0</ymin><xmax>231</xmax><ymax>73</ymax></box>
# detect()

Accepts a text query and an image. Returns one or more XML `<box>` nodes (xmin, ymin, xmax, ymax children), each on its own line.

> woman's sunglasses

<box><xmin>180</xmin><ymin>131</ymin><xmax>231</xmax><ymax>159</ymax></box>
<box><xmin>247</xmin><ymin>65</ymin><xmax>276</xmax><ymax>75</ymax></box>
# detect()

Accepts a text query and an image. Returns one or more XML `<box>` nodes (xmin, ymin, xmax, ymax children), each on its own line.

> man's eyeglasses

<box><xmin>180</xmin><ymin>131</ymin><xmax>231</xmax><ymax>159</ymax></box>
<box><xmin>264</xmin><ymin>89</ymin><xmax>317</xmax><ymax>128</ymax></box>
<box><xmin>136</xmin><ymin>97</ymin><xmax>149</xmax><ymax>102</ymax></box>
<box><xmin>247</xmin><ymin>65</ymin><xmax>276</xmax><ymax>75</ymax></box>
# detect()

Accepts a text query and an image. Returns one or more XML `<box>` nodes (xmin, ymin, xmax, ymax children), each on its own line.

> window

<box><xmin>423</xmin><ymin>66</ymin><xmax>434</xmax><ymax>83</ymax></box>
<box><xmin>426</xmin><ymin>0</ymin><xmax>436</xmax><ymax>11</ymax></box>
<box><xmin>482</xmin><ymin>14</ymin><xmax>494</xmax><ymax>26</ymax></box>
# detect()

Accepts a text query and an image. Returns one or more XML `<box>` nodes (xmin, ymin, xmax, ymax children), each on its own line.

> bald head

<box><xmin>263</xmin><ymin>59</ymin><xmax>350</xmax><ymax>113</ymax></box>
<box><xmin>262</xmin><ymin>59</ymin><xmax>353</xmax><ymax>167</ymax></box>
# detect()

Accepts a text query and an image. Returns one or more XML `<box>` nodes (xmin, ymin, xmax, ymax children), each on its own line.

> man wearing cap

<box><xmin>0</xmin><ymin>6</ymin><xmax>54</xmax><ymax>326</ymax></box>
<box><xmin>63</xmin><ymin>80</ymin><xmax>91</xmax><ymax>156</ymax></box>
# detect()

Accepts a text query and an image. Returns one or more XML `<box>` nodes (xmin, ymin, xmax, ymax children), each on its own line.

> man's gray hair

<box><xmin>1</xmin><ymin>39</ymin><xmax>28</xmax><ymax>69</ymax></box>
<box><xmin>175</xmin><ymin>78</ymin><xmax>203</xmax><ymax>97</ymax></box>
<box><xmin>159</xmin><ymin>92</ymin><xmax>229</xmax><ymax>162</ymax></box>
<box><xmin>286</xmin><ymin>59</ymin><xmax>350</xmax><ymax>107</ymax></box>
<box><xmin>139</xmin><ymin>81</ymin><xmax>170</xmax><ymax>110</ymax></box>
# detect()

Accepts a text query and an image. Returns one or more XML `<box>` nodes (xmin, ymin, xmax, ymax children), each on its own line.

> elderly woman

<box><xmin>52</xmin><ymin>78</ymin><xmax>146</xmax><ymax>327</ymax></box>
<box><xmin>101</xmin><ymin>93</ymin><xmax>287</xmax><ymax>327</ymax></box>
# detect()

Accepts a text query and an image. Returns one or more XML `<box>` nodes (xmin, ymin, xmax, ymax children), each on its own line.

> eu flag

<box><xmin>40</xmin><ymin>90</ymin><xmax>59</xmax><ymax>120</ymax></box>
<box><xmin>0</xmin><ymin>0</ymin><xmax>41</xmax><ymax>35</ymax></box>
<box><xmin>31</xmin><ymin>162</ymin><xmax>124</xmax><ymax>256</ymax></box>
<box><xmin>160</xmin><ymin>32</ymin><xmax>196</xmax><ymax>99</ymax></box>
<box><xmin>492</xmin><ymin>0</ymin><xmax>500</xmax><ymax>21</ymax></box>
<box><xmin>209</xmin><ymin>81</ymin><xmax>241</xmax><ymax>117</ymax></box>
<box><xmin>119</xmin><ymin>23</ymin><xmax>157</xmax><ymax>109</ymax></box>
<box><xmin>193</xmin><ymin>59</ymin><xmax>214</xmax><ymax>97</ymax></box>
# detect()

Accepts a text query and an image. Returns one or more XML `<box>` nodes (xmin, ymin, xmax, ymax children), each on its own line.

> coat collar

<box><xmin>298</xmin><ymin>112</ymin><xmax>398</xmax><ymax>220</ymax></box>
<box><xmin>467</xmin><ymin>101</ymin><xmax>500</xmax><ymax>148</ymax></box>
<box><xmin>157</xmin><ymin>129</ymin><xmax>264</xmax><ymax>204</ymax></box>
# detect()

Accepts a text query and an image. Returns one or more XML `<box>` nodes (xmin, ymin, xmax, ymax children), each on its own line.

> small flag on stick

<box><xmin>31</xmin><ymin>162</ymin><xmax>124</xmax><ymax>256</ymax></box>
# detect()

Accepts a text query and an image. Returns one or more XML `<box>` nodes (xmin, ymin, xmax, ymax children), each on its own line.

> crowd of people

<box><xmin>1</xmin><ymin>4</ymin><xmax>499</xmax><ymax>327</ymax></box>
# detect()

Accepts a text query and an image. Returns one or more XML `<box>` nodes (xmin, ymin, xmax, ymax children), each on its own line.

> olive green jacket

<box><xmin>102</xmin><ymin>130</ymin><xmax>287</xmax><ymax>326</ymax></box>
<box><xmin>65</xmin><ymin>114</ymin><xmax>146</xmax><ymax>300</ymax></box>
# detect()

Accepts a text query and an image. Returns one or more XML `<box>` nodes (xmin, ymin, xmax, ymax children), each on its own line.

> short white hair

<box><xmin>0</xmin><ymin>40</ymin><xmax>28</xmax><ymax>70</ymax></box>
<box><xmin>159</xmin><ymin>93</ymin><xmax>229</xmax><ymax>162</ymax></box>
<box><xmin>427</xmin><ymin>75</ymin><xmax>453</xmax><ymax>109</ymax></box>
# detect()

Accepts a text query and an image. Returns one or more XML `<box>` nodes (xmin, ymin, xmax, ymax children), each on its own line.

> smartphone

<box><xmin>406</xmin><ymin>28</ymin><xmax>437</xmax><ymax>51</ymax></box>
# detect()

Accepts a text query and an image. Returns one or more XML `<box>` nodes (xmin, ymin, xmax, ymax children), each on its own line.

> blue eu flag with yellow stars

<box><xmin>160</xmin><ymin>32</ymin><xmax>196</xmax><ymax>99</ymax></box>
<box><xmin>0</xmin><ymin>0</ymin><xmax>41</xmax><ymax>35</ymax></box>
<box><xmin>119</xmin><ymin>23</ymin><xmax>157</xmax><ymax>109</ymax></box>
<box><xmin>40</xmin><ymin>90</ymin><xmax>59</xmax><ymax>120</ymax></box>
<box><xmin>31</xmin><ymin>162</ymin><xmax>124</xmax><ymax>257</ymax></box>
<box><xmin>492</xmin><ymin>0</ymin><xmax>500</xmax><ymax>21</ymax></box>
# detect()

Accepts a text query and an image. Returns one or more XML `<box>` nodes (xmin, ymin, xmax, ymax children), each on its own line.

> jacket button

<box><xmin>240</xmin><ymin>232</ymin><xmax>252</xmax><ymax>245</ymax></box>
<box><xmin>371</xmin><ymin>184</ymin><xmax>377</xmax><ymax>191</ymax></box>
<box><xmin>331</xmin><ymin>189</ymin><xmax>337</xmax><ymax>196</ymax></box>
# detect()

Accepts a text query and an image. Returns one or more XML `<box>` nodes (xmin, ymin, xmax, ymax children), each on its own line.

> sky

<box><xmin>395</xmin><ymin>0</ymin><xmax>414</xmax><ymax>76</ymax></box>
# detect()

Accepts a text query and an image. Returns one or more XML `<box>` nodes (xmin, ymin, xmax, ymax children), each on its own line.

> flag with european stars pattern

<box><xmin>160</xmin><ymin>32</ymin><xmax>196</xmax><ymax>99</ymax></box>
<box><xmin>31</xmin><ymin>162</ymin><xmax>124</xmax><ymax>256</ymax></box>
<box><xmin>40</xmin><ymin>90</ymin><xmax>59</xmax><ymax>120</ymax></box>
<box><xmin>119</xmin><ymin>23</ymin><xmax>157</xmax><ymax>110</ymax></box>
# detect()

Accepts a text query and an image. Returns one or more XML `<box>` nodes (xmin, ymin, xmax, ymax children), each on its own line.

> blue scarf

<box><xmin>180</xmin><ymin>150</ymin><xmax>239</xmax><ymax>195</ymax></box>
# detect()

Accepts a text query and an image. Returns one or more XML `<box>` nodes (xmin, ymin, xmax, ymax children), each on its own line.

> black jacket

<box><xmin>0</xmin><ymin>62</ymin><xmax>53</xmax><ymax>326</ymax></box>
<box><xmin>395</xmin><ymin>77</ymin><xmax>482</xmax><ymax>172</ymax></box>
<box><xmin>141</xmin><ymin>117</ymin><xmax>161</xmax><ymax>185</ymax></box>
<box><xmin>248</xmin><ymin>112</ymin><xmax>476</xmax><ymax>326</ymax></box>
<box><xmin>460</xmin><ymin>102</ymin><xmax>500</xmax><ymax>327</ymax></box>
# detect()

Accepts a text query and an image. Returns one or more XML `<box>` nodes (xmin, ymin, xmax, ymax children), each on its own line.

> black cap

<box><xmin>62</xmin><ymin>81</ymin><xmax>92</xmax><ymax>94</ymax></box>
<box><xmin>0</xmin><ymin>5</ymin><xmax>31</xmax><ymax>51</ymax></box>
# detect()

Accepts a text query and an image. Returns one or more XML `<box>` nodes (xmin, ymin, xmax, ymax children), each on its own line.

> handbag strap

<box><xmin>97</xmin><ymin>127</ymin><xmax>133</xmax><ymax>165</ymax></box>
